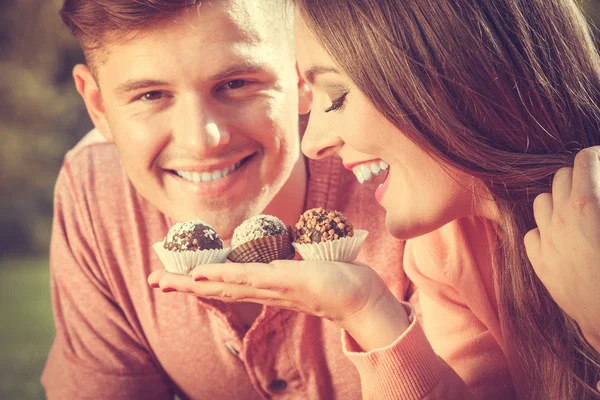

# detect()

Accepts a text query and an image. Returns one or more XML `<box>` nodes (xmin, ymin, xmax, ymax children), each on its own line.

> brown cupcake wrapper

<box><xmin>228</xmin><ymin>232</ymin><xmax>295</xmax><ymax>264</ymax></box>
<box><xmin>152</xmin><ymin>242</ymin><xmax>231</xmax><ymax>275</ymax></box>
<box><xmin>292</xmin><ymin>230</ymin><xmax>369</xmax><ymax>262</ymax></box>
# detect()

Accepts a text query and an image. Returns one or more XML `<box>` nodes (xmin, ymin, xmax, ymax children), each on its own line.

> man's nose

<box><xmin>301</xmin><ymin>115</ymin><xmax>343</xmax><ymax>160</ymax></box>
<box><xmin>172</xmin><ymin>99</ymin><xmax>230</xmax><ymax>155</ymax></box>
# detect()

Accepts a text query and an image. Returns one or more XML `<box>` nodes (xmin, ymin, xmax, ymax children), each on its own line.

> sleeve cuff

<box><xmin>342</xmin><ymin>302</ymin><xmax>442</xmax><ymax>400</ymax></box>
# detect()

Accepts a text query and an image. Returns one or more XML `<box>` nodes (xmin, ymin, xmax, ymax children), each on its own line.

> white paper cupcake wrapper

<box><xmin>292</xmin><ymin>230</ymin><xmax>368</xmax><ymax>262</ymax></box>
<box><xmin>152</xmin><ymin>242</ymin><xmax>231</xmax><ymax>275</ymax></box>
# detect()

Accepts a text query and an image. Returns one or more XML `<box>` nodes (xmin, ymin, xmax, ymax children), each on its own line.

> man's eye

<box><xmin>139</xmin><ymin>91</ymin><xmax>164</xmax><ymax>101</ymax></box>
<box><xmin>225</xmin><ymin>80</ymin><xmax>247</xmax><ymax>90</ymax></box>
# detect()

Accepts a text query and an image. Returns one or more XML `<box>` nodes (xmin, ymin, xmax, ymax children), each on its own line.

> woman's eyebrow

<box><xmin>303</xmin><ymin>65</ymin><xmax>341</xmax><ymax>84</ymax></box>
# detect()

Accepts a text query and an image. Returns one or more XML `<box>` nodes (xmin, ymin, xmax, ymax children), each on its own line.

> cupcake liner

<box><xmin>153</xmin><ymin>242</ymin><xmax>231</xmax><ymax>275</ymax></box>
<box><xmin>292</xmin><ymin>229</ymin><xmax>369</xmax><ymax>262</ymax></box>
<box><xmin>227</xmin><ymin>232</ymin><xmax>295</xmax><ymax>264</ymax></box>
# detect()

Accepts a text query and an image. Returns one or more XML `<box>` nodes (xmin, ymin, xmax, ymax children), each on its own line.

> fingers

<box><xmin>532</xmin><ymin>192</ymin><xmax>553</xmax><ymax>231</ymax></box>
<box><xmin>551</xmin><ymin>167</ymin><xmax>572</xmax><ymax>208</ymax></box>
<box><xmin>148</xmin><ymin>269</ymin><xmax>170</xmax><ymax>287</ymax></box>
<box><xmin>154</xmin><ymin>272</ymin><xmax>194</xmax><ymax>292</ymax></box>
<box><xmin>191</xmin><ymin>261</ymin><xmax>298</xmax><ymax>292</ymax></box>
<box><xmin>571</xmin><ymin>147</ymin><xmax>600</xmax><ymax>204</ymax></box>
<box><xmin>156</xmin><ymin>271</ymin><xmax>296</xmax><ymax>306</ymax></box>
<box><xmin>147</xmin><ymin>267</ymin><xmax>299</xmax><ymax>307</ymax></box>
<box><xmin>524</xmin><ymin>228</ymin><xmax>541</xmax><ymax>271</ymax></box>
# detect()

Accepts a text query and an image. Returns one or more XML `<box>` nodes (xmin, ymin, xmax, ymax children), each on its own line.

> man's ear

<box><xmin>297</xmin><ymin>63</ymin><xmax>312</xmax><ymax>115</ymax></box>
<box><xmin>73</xmin><ymin>64</ymin><xmax>113</xmax><ymax>141</ymax></box>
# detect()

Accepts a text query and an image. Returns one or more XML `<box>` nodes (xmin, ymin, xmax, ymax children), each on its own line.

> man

<box><xmin>42</xmin><ymin>0</ymin><xmax>408</xmax><ymax>398</ymax></box>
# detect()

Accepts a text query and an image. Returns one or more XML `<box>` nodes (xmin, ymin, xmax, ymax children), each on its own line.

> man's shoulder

<box><xmin>64</xmin><ymin>129</ymin><xmax>119</xmax><ymax>169</ymax></box>
<box><xmin>54</xmin><ymin>129</ymin><xmax>163</xmax><ymax>253</ymax></box>
<box><xmin>59</xmin><ymin>129</ymin><xmax>125</xmax><ymax>187</ymax></box>
<box><xmin>68</xmin><ymin>128</ymin><xmax>110</xmax><ymax>156</ymax></box>
<box><xmin>56</xmin><ymin>129</ymin><xmax>132</xmax><ymax>209</ymax></box>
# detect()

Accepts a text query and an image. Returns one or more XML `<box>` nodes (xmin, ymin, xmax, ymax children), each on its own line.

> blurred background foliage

<box><xmin>1</xmin><ymin>1</ymin><xmax>600</xmax><ymax>399</ymax></box>
<box><xmin>1</xmin><ymin>0</ymin><xmax>91</xmax><ymax>257</ymax></box>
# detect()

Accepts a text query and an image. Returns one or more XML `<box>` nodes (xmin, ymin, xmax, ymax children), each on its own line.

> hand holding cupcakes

<box><xmin>149</xmin><ymin>210</ymin><xmax>409</xmax><ymax>352</ymax></box>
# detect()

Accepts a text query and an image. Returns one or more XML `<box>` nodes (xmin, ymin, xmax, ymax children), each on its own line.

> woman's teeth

<box><xmin>353</xmin><ymin>161</ymin><xmax>389</xmax><ymax>184</ymax></box>
<box><xmin>175</xmin><ymin>161</ymin><xmax>242</xmax><ymax>183</ymax></box>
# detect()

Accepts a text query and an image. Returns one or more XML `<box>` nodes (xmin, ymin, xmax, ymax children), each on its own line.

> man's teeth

<box><xmin>353</xmin><ymin>161</ymin><xmax>389</xmax><ymax>184</ymax></box>
<box><xmin>175</xmin><ymin>162</ymin><xmax>241</xmax><ymax>183</ymax></box>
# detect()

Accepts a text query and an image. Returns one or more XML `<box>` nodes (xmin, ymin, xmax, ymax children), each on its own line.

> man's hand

<box><xmin>148</xmin><ymin>259</ymin><xmax>410</xmax><ymax>351</ymax></box>
<box><xmin>524</xmin><ymin>147</ymin><xmax>600</xmax><ymax>350</ymax></box>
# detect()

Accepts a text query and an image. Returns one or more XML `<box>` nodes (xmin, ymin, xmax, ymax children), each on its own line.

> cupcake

<box><xmin>153</xmin><ymin>219</ymin><xmax>231</xmax><ymax>275</ymax></box>
<box><xmin>228</xmin><ymin>215</ymin><xmax>295</xmax><ymax>263</ymax></box>
<box><xmin>292</xmin><ymin>208</ymin><xmax>368</xmax><ymax>262</ymax></box>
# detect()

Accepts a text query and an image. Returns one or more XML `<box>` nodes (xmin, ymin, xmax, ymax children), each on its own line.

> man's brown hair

<box><xmin>61</xmin><ymin>0</ymin><xmax>294</xmax><ymax>72</ymax></box>
<box><xmin>60</xmin><ymin>0</ymin><xmax>201</xmax><ymax>48</ymax></box>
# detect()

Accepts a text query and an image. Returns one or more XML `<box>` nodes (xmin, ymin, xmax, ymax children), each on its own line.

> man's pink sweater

<box><xmin>42</xmin><ymin>130</ymin><xmax>517</xmax><ymax>399</ymax></box>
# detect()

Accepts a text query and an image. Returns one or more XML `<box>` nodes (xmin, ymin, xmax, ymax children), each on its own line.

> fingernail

<box><xmin>194</xmin><ymin>276</ymin><xmax>207</xmax><ymax>281</ymax></box>
<box><xmin>150</xmin><ymin>283</ymin><xmax>160</xmax><ymax>288</ymax></box>
<box><xmin>162</xmin><ymin>288</ymin><xmax>176</xmax><ymax>293</ymax></box>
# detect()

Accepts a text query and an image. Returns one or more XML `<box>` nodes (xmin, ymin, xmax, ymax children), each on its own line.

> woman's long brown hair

<box><xmin>296</xmin><ymin>0</ymin><xmax>600</xmax><ymax>398</ymax></box>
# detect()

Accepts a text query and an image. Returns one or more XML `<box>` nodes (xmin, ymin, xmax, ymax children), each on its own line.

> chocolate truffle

<box><xmin>231</xmin><ymin>215</ymin><xmax>288</xmax><ymax>249</ymax></box>
<box><xmin>163</xmin><ymin>220</ymin><xmax>223</xmax><ymax>251</ymax></box>
<box><xmin>294</xmin><ymin>208</ymin><xmax>354</xmax><ymax>244</ymax></box>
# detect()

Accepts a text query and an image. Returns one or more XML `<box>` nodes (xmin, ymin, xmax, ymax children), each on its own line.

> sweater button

<box><xmin>224</xmin><ymin>342</ymin><xmax>239</xmax><ymax>357</ymax></box>
<box><xmin>269</xmin><ymin>379</ymin><xmax>287</xmax><ymax>391</ymax></box>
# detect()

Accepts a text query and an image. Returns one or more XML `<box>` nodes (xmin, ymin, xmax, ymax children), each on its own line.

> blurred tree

<box><xmin>1</xmin><ymin>0</ymin><xmax>92</xmax><ymax>256</ymax></box>
<box><xmin>1</xmin><ymin>0</ymin><xmax>600</xmax><ymax>258</ymax></box>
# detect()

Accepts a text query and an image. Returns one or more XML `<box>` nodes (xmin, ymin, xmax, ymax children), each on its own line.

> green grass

<box><xmin>0</xmin><ymin>256</ymin><xmax>54</xmax><ymax>400</ymax></box>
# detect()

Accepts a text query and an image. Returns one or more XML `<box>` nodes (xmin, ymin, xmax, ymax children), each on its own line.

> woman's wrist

<box><xmin>341</xmin><ymin>291</ymin><xmax>411</xmax><ymax>352</ymax></box>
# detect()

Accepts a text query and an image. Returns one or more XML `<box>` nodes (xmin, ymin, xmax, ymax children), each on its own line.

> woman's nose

<box><xmin>301</xmin><ymin>115</ymin><xmax>343</xmax><ymax>160</ymax></box>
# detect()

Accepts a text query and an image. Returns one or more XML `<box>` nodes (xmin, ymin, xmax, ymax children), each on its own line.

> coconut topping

<box><xmin>163</xmin><ymin>219</ymin><xmax>223</xmax><ymax>251</ymax></box>
<box><xmin>231</xmin><ymin>215</ymin><xmax>287</xmax><ymax>248</ymax></box>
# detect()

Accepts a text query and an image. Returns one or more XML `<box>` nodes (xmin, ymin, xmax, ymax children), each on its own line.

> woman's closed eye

<box><xmin>324</xmin><ymin>92</ymin><xmax>349</xmax><ymax>113</ymax></box>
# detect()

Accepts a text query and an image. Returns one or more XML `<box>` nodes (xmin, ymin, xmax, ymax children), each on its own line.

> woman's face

<box><xmin>296</xmin><ymin>14</ymin><xmax>490</xmax><ymax>239</ymax></box>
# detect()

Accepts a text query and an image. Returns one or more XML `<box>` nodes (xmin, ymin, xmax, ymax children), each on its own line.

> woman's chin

<box><xmin>385</xmin><ymin>214</ymin><xmax>437</xmax><ymax>240</ymax></box>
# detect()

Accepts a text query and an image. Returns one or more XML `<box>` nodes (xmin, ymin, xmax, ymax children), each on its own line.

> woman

<box><xmin>150</xmin><ymin>0</ymin><xmax>600</xmax><ymax>398</ymax></box>
<box><xmin>291</xmin><ymin>1</ymin><xmax>600</xmax><ymax>398</ymax></box>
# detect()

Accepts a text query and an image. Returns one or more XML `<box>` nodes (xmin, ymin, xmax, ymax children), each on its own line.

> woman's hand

<box><xmin>525</xmin><ymin>147</ymin><xmax>600</xmax><ymax>350</ymax></box>
<box><xmin>148</xmin><ymin>259</ymin><xmax>410</xmax><ymax>351</ymax></box>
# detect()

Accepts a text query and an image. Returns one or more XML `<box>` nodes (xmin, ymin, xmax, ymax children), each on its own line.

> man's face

<box><xmin>81</xmin><ymin>0</ymin><xmax>305</xmax><ymax>237</ymax></box>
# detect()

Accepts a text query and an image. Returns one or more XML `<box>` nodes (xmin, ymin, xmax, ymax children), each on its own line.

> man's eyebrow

<box><xmin>113</xmin><ymin>79</ymin><xmax>168</xmax><ymax>96</ymax></box>
<box><xmin>303</xmin><ymin>66</ymin><xmax>341</xmax><ymax>84</ymax></box>
<box><xmin>208</xmin><ymin>63</ymin><xmax>272</xmax><ymax>82</ymax></box>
